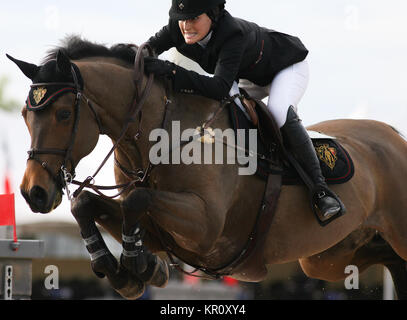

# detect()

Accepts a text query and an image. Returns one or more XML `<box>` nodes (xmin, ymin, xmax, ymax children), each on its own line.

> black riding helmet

<box><xmin>169</xmin><ymin>0</ymin><xmax>226</xmax><ymax>21</ymax></box>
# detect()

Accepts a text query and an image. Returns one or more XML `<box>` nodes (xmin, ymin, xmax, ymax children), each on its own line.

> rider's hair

<box><xmin>207</xmin><ymin>4</ymin><xmax>225</xmax><ymax>27</ymax></box>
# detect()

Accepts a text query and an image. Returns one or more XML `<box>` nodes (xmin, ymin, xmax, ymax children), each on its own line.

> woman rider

<box><xmin>144</xmin><ymin>0</ymin><xmax>343</xmax><ymax>220</ymax></box>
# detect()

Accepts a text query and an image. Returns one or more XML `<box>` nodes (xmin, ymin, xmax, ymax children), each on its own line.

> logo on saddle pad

<box><xmin>315</xmin><ymin>144</ymin><xmax>338</xmax><ymax>170</ymax></box>
<box><xmin>33</xmin><ymin>87</ymin><xmax>47</xmax><ymax>105</ymax></box>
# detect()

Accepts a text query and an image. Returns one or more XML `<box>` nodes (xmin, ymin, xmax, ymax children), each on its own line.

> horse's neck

<box><xmin>107</xmin><ymin>78</ymin><xmax>167</xmax><ymax>171</ymax></box>
<box><xmin>78</xmin><ymin>59</ymin><xmax>163</xmax><ymax>171</ymax></box>
<box><xmin>83</xmin><ymin>57</ymin><xmax>226</xmax><ymax>175</ymax></box>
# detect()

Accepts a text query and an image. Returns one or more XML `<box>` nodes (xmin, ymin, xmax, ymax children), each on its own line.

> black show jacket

<box><xmin>147</xmin><ymin>10</ymin><xmax>309</xmax><ymax>100</ymax></box>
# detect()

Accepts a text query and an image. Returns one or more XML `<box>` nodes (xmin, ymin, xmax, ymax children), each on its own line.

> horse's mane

<box><xmin>42</xmin><ymin>35</ymin><xmax>137</xmax><ymax>66</ymax></box>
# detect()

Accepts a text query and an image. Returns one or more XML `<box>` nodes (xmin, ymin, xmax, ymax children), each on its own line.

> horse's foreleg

<box><xmin>71</xmin><ymin>191</ymin><xmax>120</xmax><ymax>279</ymax></box>
<box><xmin>71</xmin><ymin>191</ymin><xmax>145</xmax><ymax>299</ymax></box>
<box><xmin>122</xmin><ymin>187</ymin><xmax>215</xmax><ymax>254</ymax></box>
<box><xmin>121</xmin><ymin>187</ymin><xmax>216</xmax><ymax>281</ymax></box>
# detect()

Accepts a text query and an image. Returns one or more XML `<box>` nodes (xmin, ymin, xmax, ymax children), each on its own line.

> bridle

<box><xmin>27</xmin><ymin>43</ymin><xmax>155</xmax><ymax>200</ymax></box>
<box><xmin>27</xmin><ymin>64</ymin><xmax>100</xmax><ymax>195</ymax></box>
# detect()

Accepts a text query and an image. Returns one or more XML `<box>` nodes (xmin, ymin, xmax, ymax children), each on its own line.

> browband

<box><xmin>26</xmin><ymin>63</ymin><xmax>83</xmax><ymax>111</ymax></box>
<box><xmin>27</xmin><ymin>85</ymin><xmax>76</xmax><ymax>111</ymax></box>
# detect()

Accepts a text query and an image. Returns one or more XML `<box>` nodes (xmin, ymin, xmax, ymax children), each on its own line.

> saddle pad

<box><xmin>228</xmin><ymin>102</ymin><xmax>355</xmax><ymax>184</ymax></box>
<box><xmin>282</xmin><ymin>138</ymin><xmax>355</xmax><ymax>185</ymax></box>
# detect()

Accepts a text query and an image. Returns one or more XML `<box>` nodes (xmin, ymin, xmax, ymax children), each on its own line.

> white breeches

<box><xmin>230</xmin><ymin>59</ymin><xmax>310</xmax><ymax>128</ymax></box>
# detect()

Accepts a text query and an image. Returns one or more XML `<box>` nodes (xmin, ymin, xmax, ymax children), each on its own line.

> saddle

<box><xmin>230</xmin><ymin>90</ymin><xmax>354</xmax><ymax>187</ymax></box>
<box><xmin>228</xmin><ymin>89</ymin><xmax>354</xmax><ymax>237</ymax></box>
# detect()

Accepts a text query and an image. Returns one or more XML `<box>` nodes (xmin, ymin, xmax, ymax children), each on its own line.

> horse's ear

<box><xmin>6</xmin><ymin>54</ymin><xmax>40</xmax><ymax>80</ymax></box>
<box><xmin>56</xmin><ymin>50</ymin><xmax>72</xmax><ymax>75</ymax></box>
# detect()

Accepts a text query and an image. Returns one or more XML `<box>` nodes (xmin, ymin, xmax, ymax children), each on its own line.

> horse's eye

<box><xmin>56</xmin><ymin>109</ymin><xmax>72</xmax><ymax>121</ymax></box>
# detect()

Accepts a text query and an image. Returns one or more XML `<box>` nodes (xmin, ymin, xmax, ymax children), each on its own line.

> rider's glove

<box><xmin>144</xmin><ymin>56</ymin><xmax>176</xmax><ymax>78</ymax></box>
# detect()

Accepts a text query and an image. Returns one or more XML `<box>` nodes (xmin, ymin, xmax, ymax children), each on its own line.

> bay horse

<box><xmin>8</xmin><ymin>36</ymin><xmax>407</xmax><ymax>299</ymax></box>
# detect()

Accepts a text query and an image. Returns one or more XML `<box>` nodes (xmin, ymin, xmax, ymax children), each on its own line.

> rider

<box><xmin>144</xmin><ymin>0</ymin><xmax>342</xmax><ymax>219</ymax></box>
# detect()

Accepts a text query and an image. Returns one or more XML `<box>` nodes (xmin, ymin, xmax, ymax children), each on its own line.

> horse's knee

<box><xmin>122</xmin><ymin>188</ymin><xmax>153</xmax><ymax>221</ymax></box>
<box><xmin>71</xmin><ymin>191</ymin><xmax>95</xmax><ymax>219</ymax></box>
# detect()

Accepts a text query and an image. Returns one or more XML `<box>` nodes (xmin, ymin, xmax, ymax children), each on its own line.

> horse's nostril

<box><xmin>21</xmin><ymin>189</ymin><xmax>30</xmax><ymax>203</ymax></box>
<box><xmin>29</xmin><ymin>186</ymin><xmax>48</xmax><ymax>209</ymax></box>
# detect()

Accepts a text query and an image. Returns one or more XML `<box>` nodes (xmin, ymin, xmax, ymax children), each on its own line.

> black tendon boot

<box><xmin>280</xmin><ymin>106</ymin><xmax>342</xmax><ymax>219</ymax></box>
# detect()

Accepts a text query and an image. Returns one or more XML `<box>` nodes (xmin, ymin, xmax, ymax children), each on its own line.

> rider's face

<box><xmin>178</xmin><ymin>13</ymin><xmax>212</xmax><ymax>45</ymax></box>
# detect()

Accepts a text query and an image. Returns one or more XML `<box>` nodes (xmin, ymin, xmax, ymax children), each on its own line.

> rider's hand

<box><xmin>144</xmin><ymin>56</ymin><xmax>176</xmax><ymax>77</ymax></box>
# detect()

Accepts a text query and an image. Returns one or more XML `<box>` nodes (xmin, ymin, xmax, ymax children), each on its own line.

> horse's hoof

<box><xmin>147</xmin><ymin>256</ymin><xmax>169</xmax><ymax>288</ymax></box>
<box><xmin>111</xmin><ymin>266</ymin><xmax>146</xmax><ymax>300</ymax></box>
<box><xmin>116</xmin><ymin>277</ymin><xmax>146</xmax><ymax>300</ymax></box>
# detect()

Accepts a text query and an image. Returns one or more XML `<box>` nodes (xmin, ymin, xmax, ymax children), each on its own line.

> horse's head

<box><xmin>7</xmin><ymin>51</ymin><xmax>100</xmax><ymax>213</ymax></box>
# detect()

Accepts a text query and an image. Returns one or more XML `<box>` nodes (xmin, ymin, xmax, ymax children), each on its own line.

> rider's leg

<box><xmin>266</xmin><ymin>60</ymin><xmax>309</xmax><ymax>128</ymax></box>
<box><xmin>267</xmin><ymin>60</ymin><xmax>341</xmax><ymax>218</ymax></box>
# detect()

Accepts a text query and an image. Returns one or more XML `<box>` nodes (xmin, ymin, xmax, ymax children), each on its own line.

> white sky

<box><xmin>0</xmin><ymin>1</ymin><xmax>407</xmax><ymax>224</ymax></box>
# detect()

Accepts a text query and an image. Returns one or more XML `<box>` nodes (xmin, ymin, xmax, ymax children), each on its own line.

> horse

<box><xmin>8</xmin><ymin>36</ymin><xmax>407</xmax><ymax>299</ymax></box>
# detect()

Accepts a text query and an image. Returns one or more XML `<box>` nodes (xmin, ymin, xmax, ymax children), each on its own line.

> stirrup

<box><xmin>311</xmin><ymin>185</ymin><xmax>346</xmax><ymax>226</ymax></box>
<box><xmin>317</xmin><ymin>194</ymin><xmax>341</xmax><ymax>218</ymax></box>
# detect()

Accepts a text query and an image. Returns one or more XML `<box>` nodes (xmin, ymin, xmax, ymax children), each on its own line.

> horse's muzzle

<box><xmin>21</xmin><ymin>185</ymin><xmax>62</xmax><ymax>214</ymax></box>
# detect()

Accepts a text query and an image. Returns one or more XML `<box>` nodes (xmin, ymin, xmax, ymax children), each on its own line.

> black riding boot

<box><xmin>280</xmin><ymin>106</ymin><xmax>341</xmax><ymax>219</ymax></box>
